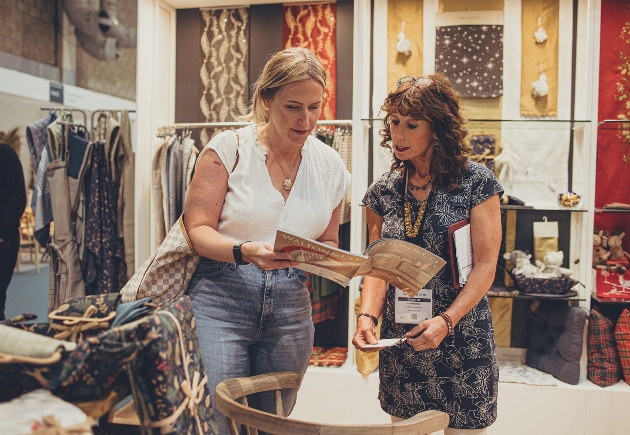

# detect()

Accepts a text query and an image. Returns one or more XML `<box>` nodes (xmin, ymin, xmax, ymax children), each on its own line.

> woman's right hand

<box><xmin>241</xmin><ymin>241</ymin><xmax>299</xmax><ymax>270</ymax></box>
<box><xmin>352</xmin><ymin>317</ymin><xmax>381</xmax><ymax>352</ymax></box>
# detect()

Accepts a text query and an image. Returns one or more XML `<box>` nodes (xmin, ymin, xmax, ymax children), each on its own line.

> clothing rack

<box><xmin>158</xmin><ymin>119</ymin><xmax>353</xmax><ymax>131</ymax></box>
<box><xmin>40</xmin><ymin>106</ymin><xmax>88</xmax><ymax>128</ymax></box>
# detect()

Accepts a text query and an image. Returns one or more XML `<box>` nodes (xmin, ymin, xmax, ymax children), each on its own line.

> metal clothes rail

<box><xmin>159</xmin><ymin>119</ymin><xmax>353</xmax><ymax>130</ymax></box>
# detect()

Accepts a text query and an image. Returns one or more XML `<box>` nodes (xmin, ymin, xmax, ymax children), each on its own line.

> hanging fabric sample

<box><xmin>435</xmin><ymin>11</ymin><xmax>504</xmax><ymax>98</ymax></box>
<box><xmin>26</xmin><ymin>113</ymin><xmax>56</xmax><ymax>247</ymax></box>
<box><xmin>331</xmin><ymin>128</ymin><xmax>352</xmax><ymax>225</ymax></box>
<box><xmin>520</xmin><ymin>0</ymin><xmax>559</xmax><ymax>117</ymax></box>
<box><xmin>199</xmin><ymin>8</ymin><xmax>249</xmax><ymax>147</ymax></box>
<box><xmin>282</xmin><ymin>2</ymin><xmax>337</xmax><ymax>119</ymax></box>
<box><xmin>117</xmin><ymin>111</ymin><xmax>135</xmax><ymax>278</ymax></box>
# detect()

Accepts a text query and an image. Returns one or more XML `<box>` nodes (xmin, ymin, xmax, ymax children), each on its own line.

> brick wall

<box><xmin>0</xmin><ymin>0</ymin><xmax>58</xmax><ymax>66</ymax></box>
<box><xmin>76</xmin><ymin>1</ymin><xmax>137</xmax><ymax>101</ymax></box>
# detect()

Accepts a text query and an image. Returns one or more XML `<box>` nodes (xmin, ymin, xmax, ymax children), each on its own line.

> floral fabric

<box><xmin>362</xmin><ymin>162</ymin><xmax>503</xmax><ymax>429</ymax></box>
<box><xmin>513</xmin><ymin>275</ymin><xmax>577</xmax><ymax>295</ymax></box>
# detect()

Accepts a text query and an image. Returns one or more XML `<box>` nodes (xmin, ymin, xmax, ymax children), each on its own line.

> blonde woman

<box><xmin>184</xmin><ymin>48</ymin><xmax>350</xmax><ymax>434</ymax></box>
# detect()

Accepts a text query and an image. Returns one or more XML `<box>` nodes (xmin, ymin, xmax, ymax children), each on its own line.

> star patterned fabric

<box><xmin>435</xmin><ymin>25</ymin><xmax>503</xmax><ymax>98</ymax></box>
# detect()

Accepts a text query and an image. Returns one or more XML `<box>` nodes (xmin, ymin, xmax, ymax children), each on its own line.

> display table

<box><xmin>292</xmin><ymin>365</ymin><xmax>630</xmax><ymax>435</ymax></box>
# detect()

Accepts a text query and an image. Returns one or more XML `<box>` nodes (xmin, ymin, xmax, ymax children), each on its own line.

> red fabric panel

<box><xmin>282</xmin><ymin>3</ymin><xmax>337</xmax><ymax>120</ymax></box>
<box><xmin>595</xmin><ymin>1</ymin><xmax>630</xmax><ymax>239</ymax></box>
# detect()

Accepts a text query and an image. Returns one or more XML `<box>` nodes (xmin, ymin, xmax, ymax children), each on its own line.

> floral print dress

<box><xmin>363</xmin><ymin>162</ymin><xmax>503</xmax><ymax>429</ymax></box>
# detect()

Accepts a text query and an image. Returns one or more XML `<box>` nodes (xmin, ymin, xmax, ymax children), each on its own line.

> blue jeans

<box><xmin>187</xmin><ymin>259</ymin><xmax>314</xmax><ymax>435</ymax></box>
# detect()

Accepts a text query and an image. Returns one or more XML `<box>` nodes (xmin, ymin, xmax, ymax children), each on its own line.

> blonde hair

<box><xmin>246</xmin><ymin>47</ymin><xmax>327</xmax><ymax>124</ymax></box>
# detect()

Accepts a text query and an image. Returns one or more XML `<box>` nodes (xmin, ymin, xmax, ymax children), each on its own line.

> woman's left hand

<box><xmin>405</xmin><ymin>316</ymin><xmax>450</xmax><ymax>351</ymax></box>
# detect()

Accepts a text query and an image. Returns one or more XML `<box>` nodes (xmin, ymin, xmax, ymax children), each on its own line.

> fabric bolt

<box><xmin>435</xmin><ymin>25</ymin><xmax>503</xmax><ymax>98</ymax></box>
<box><xmin>200</xmin><ymin>8</ymin><xmax>249</xmax><ymax>142</ymax></box>
<box><xmin>614</xmin><ymin>308</ymin><xmax>630</xmax><ymax>385</ymax></box>
<box><xmin>363</xmin><ymin>162</ymin><xmax>503</xmax><ymax>429</ymax></box>
<box><xmin>587</xmin><ymin>308</ymin><xmax>621</xmax><ymax>387</ymax></box>
<box><xmin>187</xmin><ymin>261</ymin><xmax>313</xmax><ymax>435</ymax></box>
<box><xmin>205</xmin><ymin>125</ymin><xmax>350</xmax><ymax>244</ymax></box>
<box><xmin>282</xmin><ymin>2</ymin><xmax>337</xmax><ymax>119</ymax></box>
<box><xmin>118</xmin><ymin>111</ymin><xmax>136</xmax><ymax>277</ymax></box>
<box><xmin>83</xmin><ymin>142</ymin><xmax>123</xmax><ymax>296</ymax></box>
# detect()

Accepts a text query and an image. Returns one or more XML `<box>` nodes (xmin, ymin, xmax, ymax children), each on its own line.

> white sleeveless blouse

<box><xmin>204</xmin><ymin>124</ymin><xmax>351</xmax><ymax>244</ymax></box>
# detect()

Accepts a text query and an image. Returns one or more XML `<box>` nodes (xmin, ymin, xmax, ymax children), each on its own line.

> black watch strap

<box><xmin>233</xmin><ymin>241</ymin><xmax>251</xmax><ymax>265</ymax></box>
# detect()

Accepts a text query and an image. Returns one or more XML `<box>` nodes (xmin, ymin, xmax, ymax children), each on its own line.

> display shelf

<box><xmin>594</xmin><ymin>208</ymin><xmax>630</xmax><ymax>213</ymax></box>
<box><xmin>591</xmin><ymin>293</ymin><xmax>630</xmax><ymax>304</ymax></box>
<box><xmin>361</xmin><ymin>118</ymin><xmax>592</xmax><ymax>123</ymax></box>
<box><xmin>488</xmin><ymin>285</ymin><xmax>585</xmax><ymax>301</ymax></box>
<box><xmin>500</xmin><ymin>205</ymin><xmax>587</xmax><ymax>212</ymax></box>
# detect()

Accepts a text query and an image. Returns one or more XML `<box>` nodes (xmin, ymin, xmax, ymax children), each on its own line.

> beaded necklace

<box><xmin>404</xmin><ymin>170</ymin><xmax>431</xmax><ymax>238</ymax></box>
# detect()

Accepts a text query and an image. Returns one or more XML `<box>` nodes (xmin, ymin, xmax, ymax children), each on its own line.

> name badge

<box><xmin>394</xmin><ymin>287</ymin><xmax>433</xmax><ymax>324</ymax></box>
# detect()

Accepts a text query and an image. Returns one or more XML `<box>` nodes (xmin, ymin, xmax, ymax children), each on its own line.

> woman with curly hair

<box><xmin>353</xmin><ymin>73</ymin><xmax>503</xmax><ymax>434</ymax></box>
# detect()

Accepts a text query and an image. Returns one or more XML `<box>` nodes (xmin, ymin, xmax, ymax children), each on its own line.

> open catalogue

<box><xmin>273</xmin><ymin>229</ymin><xmax>446</xmax><ymax>298</ymax></box>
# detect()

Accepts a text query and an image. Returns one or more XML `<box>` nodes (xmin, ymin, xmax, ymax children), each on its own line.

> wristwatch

<box><xmin>233</xmin><ymin>241</ymin><xmax>251</xmax><ymax>265</ymax></box>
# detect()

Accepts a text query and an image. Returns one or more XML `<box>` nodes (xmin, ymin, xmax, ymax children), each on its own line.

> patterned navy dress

<box><xmin>363</xmin><ymin>162</ymin><xmax>503</xmax><ymax>429</ymax></box>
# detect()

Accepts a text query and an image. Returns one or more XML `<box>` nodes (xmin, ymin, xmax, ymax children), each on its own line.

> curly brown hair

<box><xmin>380</xmin><ymin>73</ymin><xmax>471</xmax><ymax>190</ymax></box>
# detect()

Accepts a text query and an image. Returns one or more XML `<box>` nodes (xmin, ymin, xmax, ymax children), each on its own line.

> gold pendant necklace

<box><xmin>404</xmin><ymin>200</ymin><xmax>427</xmax><ymax>238</ymax></box>
<box><xmin>268</xmin><ymin>131</ymin><xmax>301</xmax><ymax>191</ymax></box>
<box><xmin>404</xmin><ymin>170</ymin><xmax>430</xmax><ymax>238</ymax></box>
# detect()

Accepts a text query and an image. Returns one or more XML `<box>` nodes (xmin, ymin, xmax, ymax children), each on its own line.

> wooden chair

<box><xmin>215</xmin><ymin>371</ymin><xmax>450</xmax><ymax>435</ymax></box>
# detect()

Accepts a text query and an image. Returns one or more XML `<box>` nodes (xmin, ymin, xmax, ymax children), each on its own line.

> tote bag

<box><xmin>120</xmin><ymin>215</ymin><xmax>200</xmax><ymax>306</ymax></box>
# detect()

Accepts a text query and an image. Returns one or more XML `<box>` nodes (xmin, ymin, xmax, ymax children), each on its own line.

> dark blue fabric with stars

<box><xmin>435</xmin><ymin>25</ymin><xmax>504</xmax><ymax>98</ymax></box>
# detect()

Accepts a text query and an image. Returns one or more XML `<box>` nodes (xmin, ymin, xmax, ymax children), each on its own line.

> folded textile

<box><xmin>309</xmin><ymin>347</ymin><xmax>347</xmax><ymax>367</ymax></box>
<box><xmin>0</xmin><ymin>325</ymin><xmax>76</xmax><ymax>360</ymax></box>
<box><xmin>0</xmin><ymin>389</ymin><xmax>93</xmax><ymax>435</ymax></box>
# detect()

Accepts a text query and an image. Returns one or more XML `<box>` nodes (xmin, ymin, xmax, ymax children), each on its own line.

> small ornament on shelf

<box><xmin>531</xmin><ymin>65</ymin><xmax>549</xmax><ymax>98</ymax></box>
<box><xmin>557</xmin><ymin>190</ymin><xmax>581</xmax><ymax>208</ymax></box>
<box><xmin>534</xmin><ymin>16</ymin><xmax>548</xmax><ymax>44</ymax></box>
<box><xmin>396</xmin><ymin>21</ymin><xmax>412</xmax><ymax>56</ymax></box>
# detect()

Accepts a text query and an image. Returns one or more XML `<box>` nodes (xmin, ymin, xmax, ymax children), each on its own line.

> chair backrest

<box><xmin>215</xmin><ymin>371</ymin><xmax>449</xmax><ymax>435</ymax></box>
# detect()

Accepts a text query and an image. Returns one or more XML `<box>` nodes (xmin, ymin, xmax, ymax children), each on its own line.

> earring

<box><xmin>433</xmin><ymin>139</ymin><xmax>439</xmax><ymax>148</ymax></box>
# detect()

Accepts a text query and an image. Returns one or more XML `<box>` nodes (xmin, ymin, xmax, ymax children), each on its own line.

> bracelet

<box><xmin>357</xmin><ymin>313</ymin><xmax>378</xmax><ymax>327</ymax></box>
<box><xmin>440</xmin><ymin>312</ymin><xmax>454</xmax><ymax>335</ymax></box>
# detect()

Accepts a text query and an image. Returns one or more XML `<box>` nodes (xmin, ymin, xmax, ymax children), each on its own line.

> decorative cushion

<box><xmin>526</xmin><ymin>302</ymin><xmax>587</xmax><ymax>385</ymax></box>
<box><xmin>310</xmin><ymin>347</ymin><xmax>347</xmax><ymax>367</ymax></box>
<box><xmin>614</xmin><ymin>309</ymin><xmax>630</xmax><ymax>385</ymax></box>
<box><xmin>587</xmin><ymin>308</ymin><xmax>621</xmax><ymax>387</ymax></box>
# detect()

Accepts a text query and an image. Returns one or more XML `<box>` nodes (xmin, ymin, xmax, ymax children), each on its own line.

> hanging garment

<box><xmin>165</xmin><ymin>136</ymin><xmax>183</xmax><ymax>228</ymax></box>
<box><xmin>27</xmin><ymin>114</ymin><xmax>57</xmax><ymax>247</ymax></box>
<box><xmin>332</xmin><ymin>129</ymin><xmax>352</xmax><ymax>225</ymax></box>
<box><xmin>26</xmin><ymin>113</ymin><xmax>56</xmax><ymax>206</ymax></box>
<box><xmin>180</xmin><ymin>136</ymin><xmax>198</xmax><ymax>207</ymax></box>
<box><xmin>83</xmin><ymin>142</ymin><xmax>124</xmax><ymax>295</ymax></box>
<box><xmin>67</xmin><ymin>132</ymin><xmax>92</xmax><ymax>266</ymax></box>
<box><xmin>118</xmin><ymin>111</ymin><xmax>136</xmax><ymax>277</ymax></box>
<box><xmin>152</xmin><ymin>137</ymin><xmax>169</xmax><ymax>246</ymax></box>
<box><xmin>46</xmin><ymin>124</ymin><xmax>86</xmax><ymax>311</ymax></box>
<box><xmin>94</xmin><ymin>113</ymin><xmax>128</xmax><ymax>283</ymax></box>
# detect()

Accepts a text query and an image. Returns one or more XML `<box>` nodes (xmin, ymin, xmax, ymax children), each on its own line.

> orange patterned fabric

<box><xmin>282</xmin><ymin>3</ymin><xmax>337</xmax><ymax>120</ymax></box>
